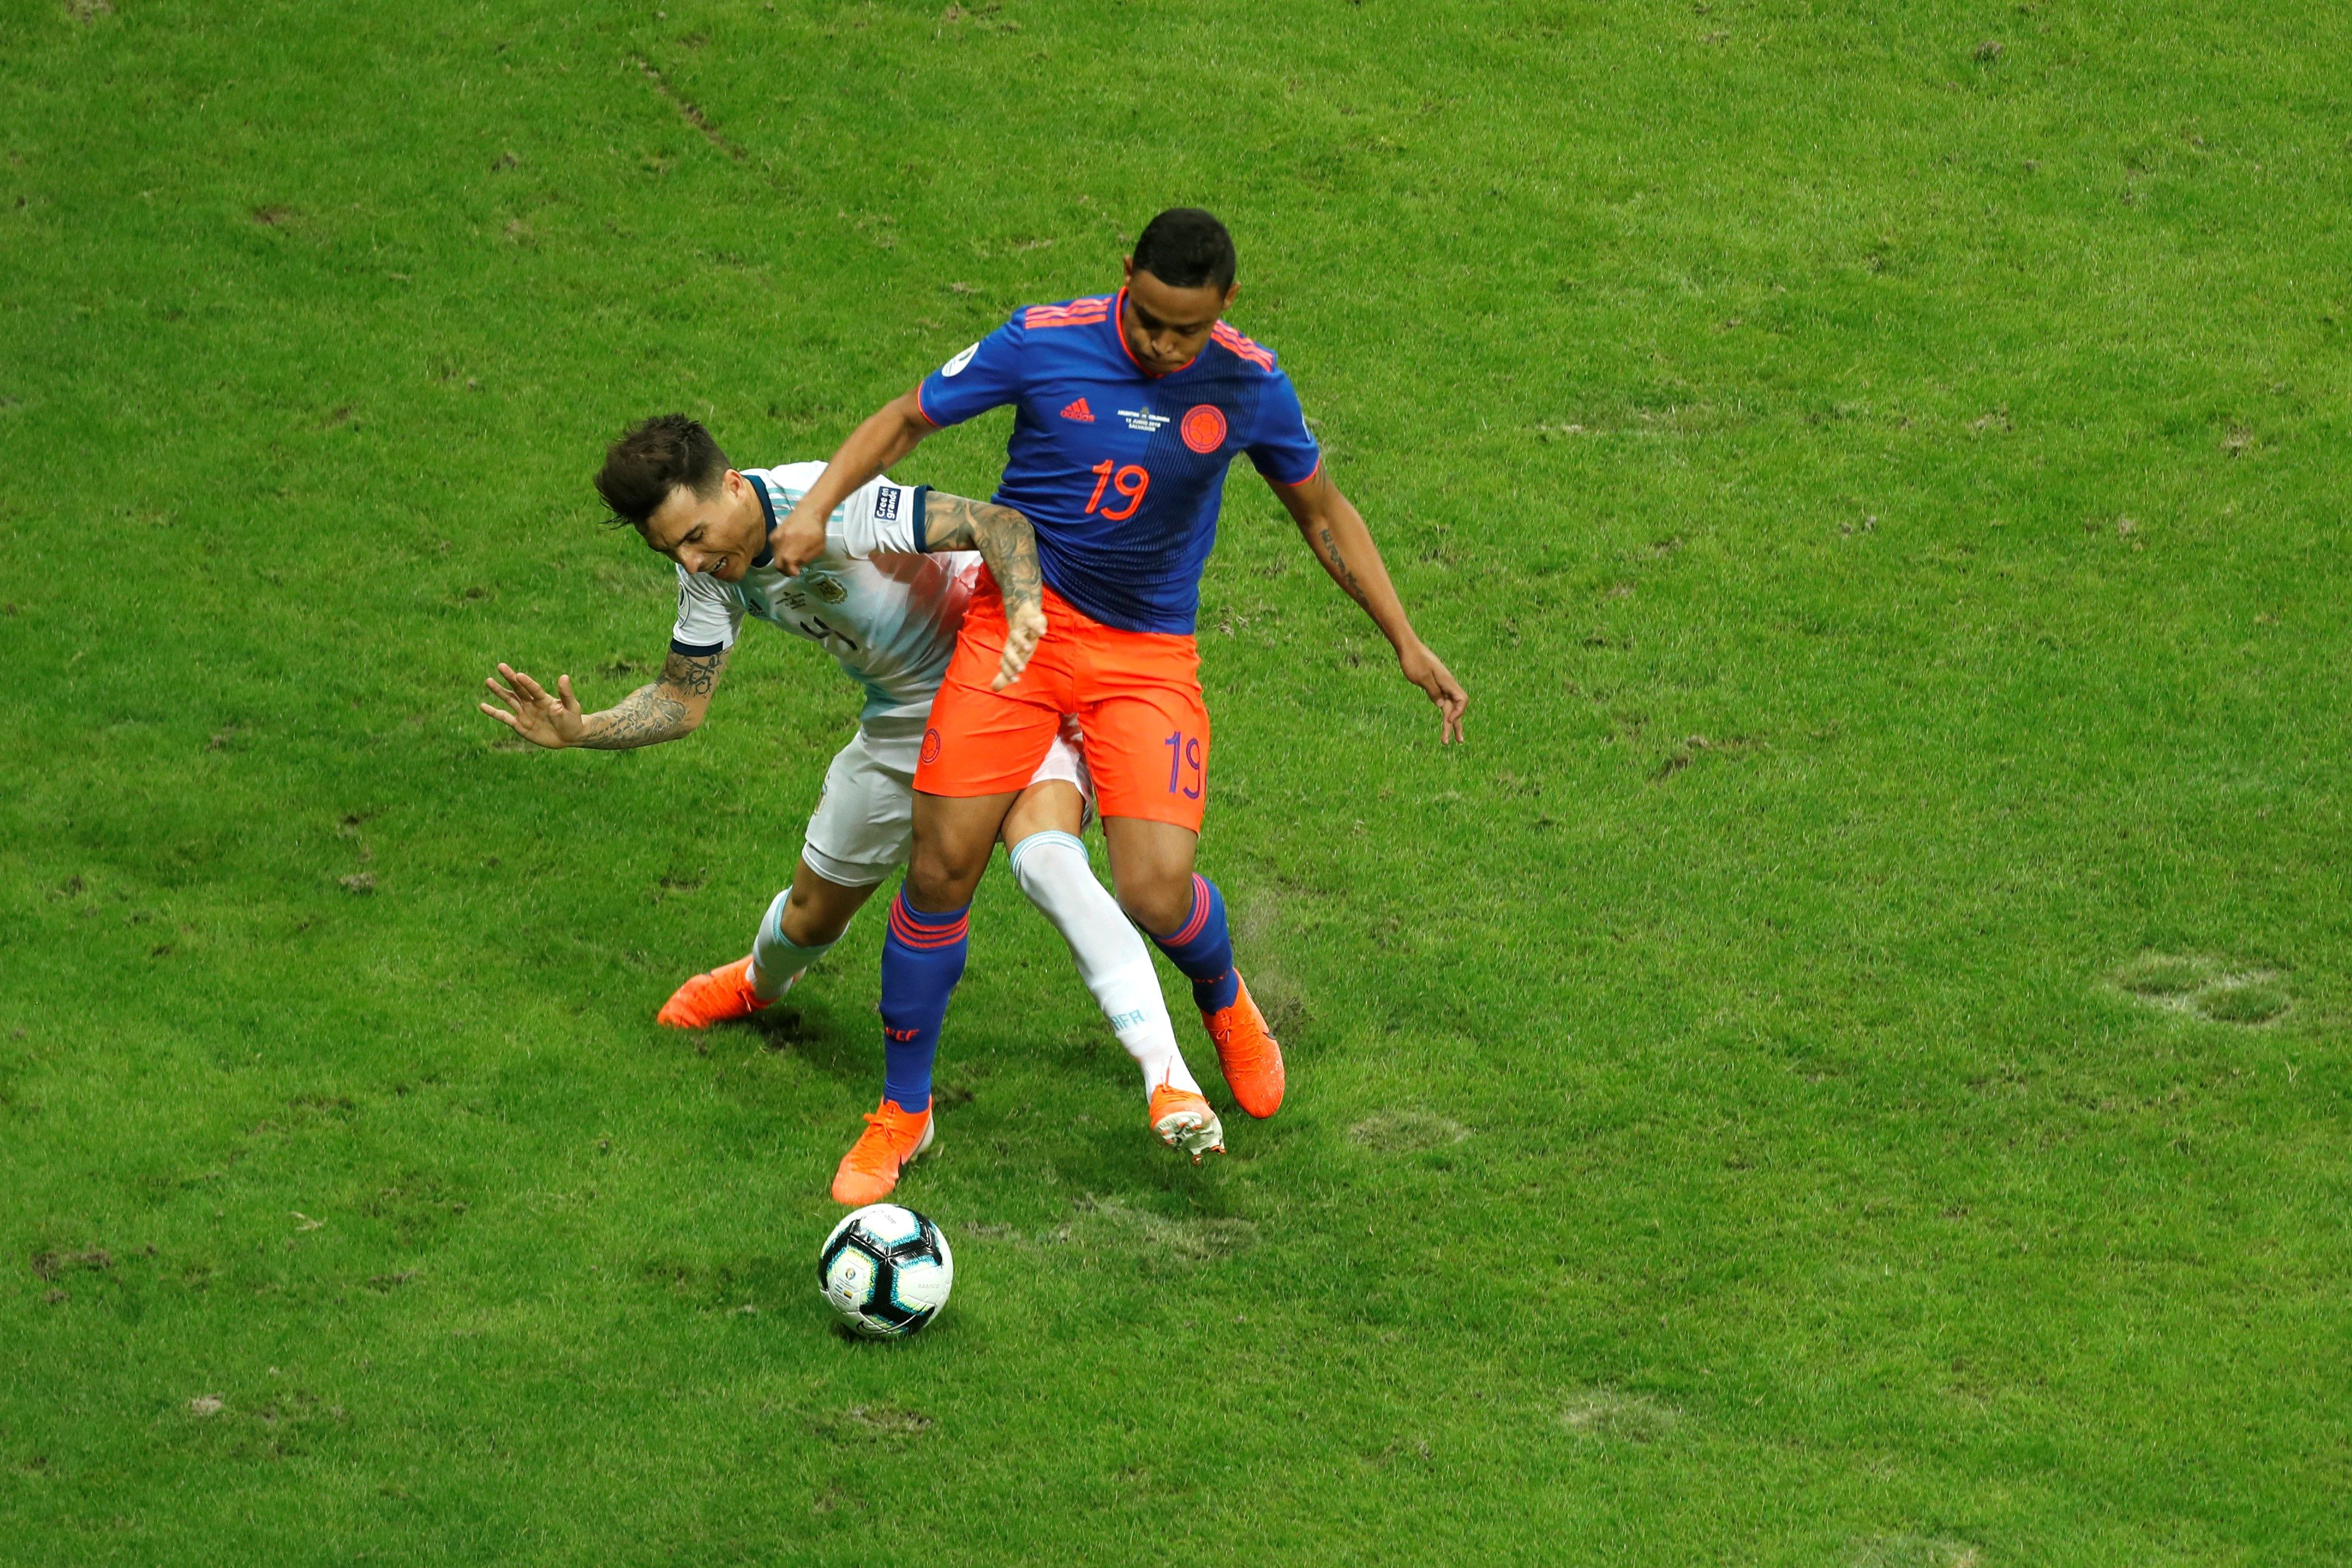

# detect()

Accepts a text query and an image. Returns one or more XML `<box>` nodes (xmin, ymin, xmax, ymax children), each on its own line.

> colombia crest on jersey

<box><xmin>915</xmin><ymin>290</ymin><xmax>1322</xmax><ymax>634</ymax></box>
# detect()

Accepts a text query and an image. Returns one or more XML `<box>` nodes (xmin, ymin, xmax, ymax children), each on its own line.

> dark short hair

<box><xmin>596</xmin><ymin>414</ymin><xmax>730</xmax><ymax>527</ymax></box>
<box><xmin>1131</xmin><ymin>208</ymin><xmax>1236</xmax><ymax>291</ymax></box>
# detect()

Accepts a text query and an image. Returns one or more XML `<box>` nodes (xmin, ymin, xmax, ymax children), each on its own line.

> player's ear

<box><xmin>1222</xmin><ymin>280</ymin><xmax>1240</xmax><ymax>311</ymax></box>
<box><xmin>1121</xmin><ymin>255</ymin><xmax>1135</xmax><ymax>285</ymax></box>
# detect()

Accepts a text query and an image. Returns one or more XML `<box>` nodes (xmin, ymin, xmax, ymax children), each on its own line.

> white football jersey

<box><xmin>668</xmin><ymin>463</ymin><xmax>979</xmax><ymax>722</ymax></box>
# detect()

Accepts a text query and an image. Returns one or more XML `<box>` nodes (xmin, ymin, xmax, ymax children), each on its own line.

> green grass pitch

<box><xmin>4</xmin><ymin>0</ymin><xmax>2348</xmax><ymax>1561</ymax></box>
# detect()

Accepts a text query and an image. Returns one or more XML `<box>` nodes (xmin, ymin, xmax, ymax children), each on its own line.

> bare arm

<box><xmin>1268</xmin><ymin>466</ymin><xmax>1468</xmax><ymax>744</ymax></box>
<box><xmin>921</xmin><ymin>490</ymin><xmax>1046</xmax><ymax>690</ymax></box>
<box><xmin>478</xmin><ymin>646</ymin><xmax>729</xmax><ymax>750</ymax></box>
<box><xmin>770</xmin><ymin>385</ymin><xmax>935</xmax><ymax>574</ymax></box>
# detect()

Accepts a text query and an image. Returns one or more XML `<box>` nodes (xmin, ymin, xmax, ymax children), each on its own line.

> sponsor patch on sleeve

<box><xmin>874</xmin><ymin>485</ymin><xmax>900</xmax><ymax>522</ymax></box>
<box><xmin>941</xmin><ymin>342</ymin><xmax>978</xmax><ymax>376</ymax></box>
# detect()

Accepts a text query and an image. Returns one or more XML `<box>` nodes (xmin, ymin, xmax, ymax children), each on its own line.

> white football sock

<box><xmin>1006</xmin><ymin>829</ymin><xmax>1200</xmax><ymax>1097</ymax></box>
<box><xmin>749</xmin><ymin>887</ymin><xmax>838</xmax><ymax>1002</ymax></box>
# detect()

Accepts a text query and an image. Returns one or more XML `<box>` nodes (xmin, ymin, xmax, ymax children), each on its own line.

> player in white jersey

<box><xmin>478</xmin><ymin>415</ymin><xmax>1224</xmax><ymax>1181</ymax></box>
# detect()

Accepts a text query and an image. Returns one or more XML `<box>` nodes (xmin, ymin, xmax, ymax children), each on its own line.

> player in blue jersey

<box><xmin>478</xmin><ymin>416</ymin><xmax>1228</xmax><ymax>1167</ymax></box>
<box><xmin>770</xmin><ymin>209</ymin><xmax>1468</xmax><ymax>1204</ymax></box>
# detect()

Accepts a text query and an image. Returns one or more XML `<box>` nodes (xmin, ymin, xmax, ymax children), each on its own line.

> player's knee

<box><xmin>779</xmin><ymin>875</ymin><xmax>860</xmax><ymax>947</ymax></box>
<box><xmin>1114</xmin><ymin>873</ymin><xmax>1192</xmax><ymax>938</ymax></box>
<box><xmin>906</xmin><ymin>842</ymin><xmax>987</xmax><ymax>911</ymax></box>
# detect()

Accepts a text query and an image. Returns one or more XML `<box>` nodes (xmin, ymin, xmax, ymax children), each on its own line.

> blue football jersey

<box><xmin>915</xmin><ymin>290</ymin><xmax>1322</xmax><ymax>634</ymax></box>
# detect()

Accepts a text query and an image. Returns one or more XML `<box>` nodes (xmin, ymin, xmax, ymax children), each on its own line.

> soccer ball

<box><xmin>818</xmin><ymin>1204</ymin><xmax>954</xmax><ymax>1339</ymax></box>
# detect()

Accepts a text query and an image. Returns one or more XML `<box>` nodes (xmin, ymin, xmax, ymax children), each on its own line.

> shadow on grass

<box><xmin>697</xmin><ymin>998</ymin><xmax>876</xmax><ymax>1088</ymax></box>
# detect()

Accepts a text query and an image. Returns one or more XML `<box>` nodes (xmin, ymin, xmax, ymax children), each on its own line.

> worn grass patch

<box><xmin>2114</xmin><ymin>952</ymin><xmax>2218</xmax><ymax>1000</ymax></box>
<box><xmin>816</xmin><ymin>1403</ymin><xmax>936</xmax><ymax>1443</ymax></box>
<box><xmin>1559</xmin><ymin>1389</ymin><xmax>1680</xmax><ymax>1445</ymax></box>
<box><xmin>2192</xmin><ymin>977</ymin><xmax>2292</xmax><ymax>1027</ymax></box>
<box><xmin>1852</xmin><ymin>1537</ymin><xmax>1982</xmax><ymax>1568</ymax></box>
<box><xmin>1346</xmin><ymin>1109</ymin><xmax>1472</xmax><ymax>1151</ymax></box>
<box><xmin>2109</xmin><ymin>954</ymin><xmax>2293</xmax><ymax>1027</ymax></box>
<box><xmin>1070</xmin><ymin>1195</ymin><xmax>1259</xmax><ymax>1261</ymax></box>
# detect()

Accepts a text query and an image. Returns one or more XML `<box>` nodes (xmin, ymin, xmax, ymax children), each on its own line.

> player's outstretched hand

<box><xmin>770</xmin><ymin>498</ymin><xmax>830</xmax><ymax>577</ymax></box>
<box><xmin>480</xmin><ymin>663</ymin><xmax>586</xmax><ymax>749</ymax></box>
<box><xmin>994</xmin><ymin>600</ymin><xmax>1046</xmax><ymax>691</ymax></box>
<box><xmin>1398</xmin><ymin>641</ymin><xmax>1468</xmax><ymax>744</ymax></box>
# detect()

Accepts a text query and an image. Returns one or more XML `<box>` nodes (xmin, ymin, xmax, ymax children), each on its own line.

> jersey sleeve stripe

<box><xmin>910</xmin><ymin>485</ymin><xmax>930</xmax><ymax>552</ymax></box>
<box><xmin>912</xmin><ymin>381</ymin><xmax>944</xmax><ymax>428</ymax></box>
<box><xmin>669</xmin><ymin>638</ymin><xmax>727</xmax><ymax>657</ymax></box>
<box><xmin>1211</xmin><ymin>321</ymin><xmax>1276</xmax><ymax>372</ymax></box>
<box><xmin>1023</xmin><ymin>296</ymin><xmax>1112</xmax><ymax>329</ymax></box>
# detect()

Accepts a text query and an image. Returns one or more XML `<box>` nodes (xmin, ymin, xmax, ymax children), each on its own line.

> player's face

<box><xmin>639</xmin><ymin>470</ymin><xmax>765</xmax><ymax>581</ymax></box>
<box><xmin>1121</xmin><ymin>259</ymin><xmax>1238</xmax><ymax>375</ymax></box>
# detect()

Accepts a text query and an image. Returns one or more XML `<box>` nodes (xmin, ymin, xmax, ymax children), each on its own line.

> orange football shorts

<box><xmin>915</xmin><ymin>576</ymin><xmax>1210</xmax><ymax>831</ymax></box>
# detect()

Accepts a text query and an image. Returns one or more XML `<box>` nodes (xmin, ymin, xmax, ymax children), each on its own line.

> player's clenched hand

<box><xmin>994</xmin><ymin>600</ymin><xmax>1046</xmax><ymax>691</ymax></box>
<box><xmin>1398</xmin><ymin>641</ymin><xmax>1468</xmax><ymax>745</ymax></box>
<box><xmin>479</xmin><ymin>663</ymin><xmax>586</xmax><ymax>749</ymax></box>
<box><xmin>770</xmin><ymin>498</ymin><xmax>830</xmax><ymax>577</ymax></box>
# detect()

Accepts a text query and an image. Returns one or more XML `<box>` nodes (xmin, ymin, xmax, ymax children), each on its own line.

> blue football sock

<box><xmin>878</xmin><ymin>891</ymin><xmax>970</xmax><ymax>1113</ymax></box>
<box><xmin>1148</xmin><ymin>874</ymin><xmax>1241</xmax><ymax>1014</ymax></box>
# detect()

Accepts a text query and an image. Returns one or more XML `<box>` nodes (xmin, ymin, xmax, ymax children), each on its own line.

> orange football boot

<box><xmin>655</xmin><ymin>956</ymin><xmax>776</xmax><ymax>1028</ymax></box>
<box><xmin>830</xmin><ymin>1099</ymin><xmax>935</xmax><ymax>1205</ymax></box>
<box><xmin>1148</xmin><ymin>1084</ymin><xmax>1226</xmax><ymax>1163</ymax></box>
<box><xmin>1202</xmin><ymin>973</ymin><xmax>1284</xmax><ymax>1118</ymax></box>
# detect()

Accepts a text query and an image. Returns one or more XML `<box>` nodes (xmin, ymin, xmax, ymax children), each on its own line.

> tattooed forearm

<box><xmin>1274</xmin><ymin>472</ymin><xmax>1421</xmax><ymax>652</ymax></box>
<box><xmin>927</xmin><ymin>492</ymin><xmax>1045</xmax><ymax>623</ymax></box>
<box><xmin>971</xmin><ymin>505</ymin><xmax>1046</xmax><ymax>626</ymax></box>
<box><xmin>577</xmin><ymin>648</ymin><xmax>725</xmax><ymax>749</ymax></box>
<box><xmin>579</xmin><ymin>684</ymin><xmax>690</xmax><ymax>749</ymax></box>
<box><xmin>1311</xmin><ymin>523</ymin><xmax>1373</xmax><ymax>608</ymax></box>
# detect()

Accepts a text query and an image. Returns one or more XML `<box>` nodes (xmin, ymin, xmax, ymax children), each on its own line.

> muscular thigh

<box><xmin>1000</xmin><ymin>720</ymin><xmax>1094</xmax><ymax>847</ymax></box>
<box><xmin>907</xmin><ymin>789</ymin><xmax>1021</xmax><ymax>909</ymax></box>
<box><xmin>1075</xmin><ymin>682</ymin><xmax>1210</xmax><ymax>831</ymax></box>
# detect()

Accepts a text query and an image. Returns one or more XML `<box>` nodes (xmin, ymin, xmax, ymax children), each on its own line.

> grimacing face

<box><xmin>1120</xmin><ymin>257</ymin><xmax>1237</xmax><ymax>376</ymax></box>
<box><xmin>639</xmin><ymin>468</ymin><xmax>766</xmax><ymax>581</ymax></box>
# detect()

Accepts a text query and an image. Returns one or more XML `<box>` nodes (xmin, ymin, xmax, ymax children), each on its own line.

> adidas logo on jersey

<box><xmin>1060</xmin><ymin>398</ymin><xmax>1095</xmax><ymax>422</ymax></box>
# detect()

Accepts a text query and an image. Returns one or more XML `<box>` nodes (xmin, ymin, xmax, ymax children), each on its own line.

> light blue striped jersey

<box><xmin>668</xmin><ymin>463</ymin><xmax>978</xmax><ymax>722</ymax></box>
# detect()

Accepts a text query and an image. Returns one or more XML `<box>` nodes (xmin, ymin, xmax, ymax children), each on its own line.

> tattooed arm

<box><xmin>923</xmin><ymin>490</ymin><xmax>1048</xmax><ymax>692</ymax></box>
<box><xmin>1268</xmin><ymin>466</ymin><xmax>1468</xmax><ymax>744</ymax></box>
<box><xmin>478</xmin><ymin>646</ymin><xmax>729</xmax><ymax>750</ymax></box>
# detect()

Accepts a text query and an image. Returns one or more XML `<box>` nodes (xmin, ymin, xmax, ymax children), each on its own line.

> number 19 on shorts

<box><xmin>1163</xmin><ymin>730</ymin><xmax>1202</xmax><ymax>800</ymax></box>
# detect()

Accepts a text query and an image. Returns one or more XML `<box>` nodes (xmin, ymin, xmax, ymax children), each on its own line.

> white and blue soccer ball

<box><xmin>818</xmin><ymin>1204</ymin><xmax>954</xmax><ymax>1339</ymax></box>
